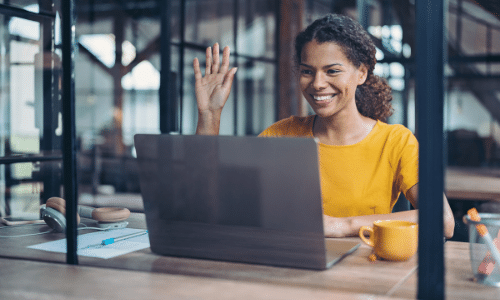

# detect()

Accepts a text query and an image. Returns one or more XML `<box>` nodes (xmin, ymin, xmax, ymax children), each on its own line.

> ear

<box><xmin>357</xmin><ymin>64</ymin><xmax>368</xmax><ymax>85</ymax></box>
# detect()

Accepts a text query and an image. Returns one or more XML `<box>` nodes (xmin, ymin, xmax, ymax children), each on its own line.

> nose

<box><xmin>311</xmin><ymin>72</ymin><xmax>328</xmax><ymax>90</ymax></box>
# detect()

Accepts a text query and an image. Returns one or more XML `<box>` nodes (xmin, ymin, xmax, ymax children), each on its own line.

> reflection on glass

<box><xmin>9</xmin><ymin>17</ymin><xmax>40</xmax><ymax>40</ymax></box>
<box><xmin>122</xmin><ymin>54</ymin><xmax>161</xmax><ymax>146</ymax></box>
<box><xmin>75</xmin><ymin>13</ymin><xmax>162</xmax><ymax>150</ymax></box>
<box><xmin>0</xmin><ymin>159</ymin><xmax>61</xmax><ymax>217</ymax></box>
<box><xmin>73</xmin><ymin>4</ymin><xmax>165</xmax><ymax>202</ymax></box>
<box><xmin>0</xmin><ymin>2</ymin><xmax>53</xmax><ymax>14</ymax></box>
<box><xmin>0</xmin><ymin>2</ymin><xmax>63</xmax><ymax>221</ymax></box>
<box><xmin>0</xmin><ymin>14</ymin><xmax>57</xmax><ymax>159</ymax></box>
<box><xmin>388</xmin><ymin>91</ymin><xmax>404</xmax><ymax>125</ymax></box>
<box><xmin>170</xmin><ymin>0</ymin><xmax>181</xmax><ymax>43</ymax></box>
<box><xmin>182</xmin><ymin>48</ymin><xmax>198</xmax><ymax>135</ymax></box>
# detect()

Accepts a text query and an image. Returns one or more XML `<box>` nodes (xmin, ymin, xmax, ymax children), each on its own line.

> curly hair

<box><xmin>295</xmin><ymin>14</ymin><xmax>393</xmax><ymax>121</ymax></box>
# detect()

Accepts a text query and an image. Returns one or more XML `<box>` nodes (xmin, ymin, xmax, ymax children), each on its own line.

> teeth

<box><xmin>313</xmin><ymin>95</ymin><xmax>333</xmax><ymax>101</ymax></box>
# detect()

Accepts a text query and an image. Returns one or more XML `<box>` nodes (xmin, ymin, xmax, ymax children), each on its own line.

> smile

<box><xmin>312</xmin><ymin>94</ymin><xmax>335</xmax><ymax>101</ymax></box>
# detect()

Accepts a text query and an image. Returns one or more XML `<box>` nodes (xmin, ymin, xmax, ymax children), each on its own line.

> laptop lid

<box><xmin>134</xmin><ymin>134</ymin><xmax>357</xmax><ymax>269</ymax></box>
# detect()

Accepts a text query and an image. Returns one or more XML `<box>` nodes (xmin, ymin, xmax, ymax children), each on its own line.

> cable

<box><xmin>0</xmin><ymin>223</ymin><xmax>111</xmax><ymax>238</ymax></box>
<box><xmin>77</xmin><ymin>223</ymin><xmax>110</xmax><ymax>231</ymax></box>
<box><xmin>0</xmin><ymin>223</ymin><xmax>52</xmax><ymax>238</ymax></box>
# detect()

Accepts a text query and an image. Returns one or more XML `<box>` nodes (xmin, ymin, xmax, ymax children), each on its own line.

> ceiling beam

<box><xmin>123</xmin><ymin>36</ymin><xmax>160</xmax><ymax>75</ymax></box>
<box><xmin>77</xmin><ymin>42</ymin><xmax>113</xmax><ymax>77</ymax></box>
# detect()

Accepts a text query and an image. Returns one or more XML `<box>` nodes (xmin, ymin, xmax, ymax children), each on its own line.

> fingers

<box><xmin>193</xmin><ymin>58</ymin><xmax>202</xmax><ymax>80</ymax></box>
<box><xmin>203</xmin><ymin>43</ymin><xmax>231</xmax><ymax>77</ymax></box>
<box><xmin>222</xmin><ymin>67</ymin><xmax>238</xmax><ymax>89</ymax></box>
<box><xmin>220</xmin><ymin>46</ymin><xmax>230</xmax><ymax>74</ymax></box>
<box><xmin>205</xmin><ymin>46</ymin><xmax>212</xmax><ymax>76</ymax></box>
<box><xmin>211</xmin><ymin>43</ymin><xmax>220</xmax><ymax>74</ymax></box>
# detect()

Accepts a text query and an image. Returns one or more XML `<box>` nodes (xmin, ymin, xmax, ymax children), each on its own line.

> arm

<box><xmin>194</xmin><ymin>43</ymin><xmax>237</xmax><ymax>135</ymax></box>
<box><xmin>323</xmin><ymin>184</ymin><xmax>455</xmax><ymax>239</ymax></box>
<box><xmin>323</xmin><ymin>210</ymin><xmax>417</xmax><ymax>238</ymax></box>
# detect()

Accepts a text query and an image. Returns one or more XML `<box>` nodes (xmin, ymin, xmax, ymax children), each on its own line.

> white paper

<box><xmin>28</xmin><ymin>228</ymin><xmax>150</xmax><ymax>259</ymax></box>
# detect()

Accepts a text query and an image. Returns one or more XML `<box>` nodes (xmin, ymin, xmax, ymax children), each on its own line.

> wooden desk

<box><xmin>1</xmin><ymin>214</ymin><xmax>499</xmax><ymax>299</ymax></box>
<box><xmin>390</xmin><ymin>242</ymin><xmax>500</xmax><ymax>299</ymax></box>
<box><xmin>0</xmin><ymin>258</ymin><xmax>403</xmax><ymax>300</ymax></box>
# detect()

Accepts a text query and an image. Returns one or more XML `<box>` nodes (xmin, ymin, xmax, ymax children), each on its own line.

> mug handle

<box><xmin>359</xmin><ymin>226</ymin><xmax>374</xmax><ymax>247</ymax></box>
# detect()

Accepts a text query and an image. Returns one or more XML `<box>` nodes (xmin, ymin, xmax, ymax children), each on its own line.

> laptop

<box><xmin>134</xmin><ymin>134</ymin><xmax>360</xmax><ymax>270</ymax></box>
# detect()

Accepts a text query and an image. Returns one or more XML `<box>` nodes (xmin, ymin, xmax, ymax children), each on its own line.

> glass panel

<box><xmin>0</xmin><ymin>158</ymin><xmax>63</xmax><ymax>263</ymax></box>
<box><xmin>0</xmin><ymin>159</ymin><xmax>61</xmax><ymax>216</ymax></box>
<box><xmin>0</xmin><ymin>0</ymin><xmax>52</xmax><ymax>15</ymax></box>
<box><xmin>0</xmin><ymin>9</ymin><xmax>63</xmax><ymax>220</ymax></box>
<box><xmin>10</xmin><ymin>40</ymin><xmax>41</xmax><ymax>155</ymax></box>
<box><xmin>236</xmin><ymin>58</ymin><xmax>276</xmax><ymax>135</ymax></box>
<box><xmin>492</xmin><ymin>29</ymin><xmax>500</xmax><ymax>55</ymax></box>
<box><xmin>460</xmin><ymin>17</ymin><xmax>485</xmax><ymax>55</ymax></box>
<box><xmin>182</xmin><ymin>48</ymin><xmax>200</xmax><ymax>135</ymax></box>
<box><xmin>387</xmin><ymin>91</ymin><xmax>404</xmax><ymax>125</ymax></box>
<box><xmin>0</xmin><ymin>13</ymin><xmax>61</xmax><ymax>158</ymax></box>
<box><xmin>237</xmin><ymin>0</ymin><xmax>276</xmax><ymax>59</ymax></box>
<box><xmin>170</xmin><ymin>0</ymin><xmax>181</xmax><ymax>43</ymax></box>
<box><xmin>487</xmin><ymin>63</ymin><xmax>500</xmax><ymax>75</ymax></box>
<box><xmin>122</xmin><ymin>51</ymin><xmax>161</xmax><ymax>144</ymax></box>
<box><xmin>185</xmin><ymin>0</ymin><xmax>234</xmax><ymax>48</ymax></box>
<box><xmin>75</xmin><ymin>11</ymin><xmax>162</xmax><ymax>193</ymax></box>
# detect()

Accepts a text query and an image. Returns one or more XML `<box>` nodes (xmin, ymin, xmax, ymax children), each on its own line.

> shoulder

<box><xmin>375</xmin><ymin>122</ymin><xmax>417</xmax><ymax>145</ymax></box>
<box><xmin>259</xmin><ymin>115</ymin><xmax>315</xmax><ymax>137</ymax></box>
<box><xmin>374</xmin><ymin>122</ymin><xmax>418</xmax><ymax>166</ymax></box>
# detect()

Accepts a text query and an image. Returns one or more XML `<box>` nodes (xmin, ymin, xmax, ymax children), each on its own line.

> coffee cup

<box><xmin>359</xmin><ymin>220</ymin><xmax>418</xmax><ymax>261</ymax></box>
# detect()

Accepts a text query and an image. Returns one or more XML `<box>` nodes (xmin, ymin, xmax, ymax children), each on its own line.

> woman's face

<box><xmin>299</xmin><ymin>40</ymin><xmax>367</xmax><ymax>119</ymax></box>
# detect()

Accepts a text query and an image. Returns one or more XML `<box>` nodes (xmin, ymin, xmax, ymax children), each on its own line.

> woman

<box><xmin>193</xmin><ymin>14</ymin><xmax>455</xmax><ymax>238</ymax></box>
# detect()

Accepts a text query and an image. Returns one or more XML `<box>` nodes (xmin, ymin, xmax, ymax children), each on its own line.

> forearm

<box><xmin>195</xmin><ymin>111</ymin><xmax>222</xmax><ymax>135</ymax></box>
<box><xmin>324</xmin><ymin>207</ymin><xmax>455</xmax><ymax>239</ymax></box>
<box><xmin>324</xmin><ymin>210</ymin><xmax>418</xmax><ymax>238</ymax></box>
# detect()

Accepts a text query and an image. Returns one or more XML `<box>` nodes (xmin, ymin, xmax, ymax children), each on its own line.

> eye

<box><xmin>300</xmin><ymin>69</ymin><xmax>313</xmax><ymax>76</ymax></box>
<box><xmin>326</xmin><ymin>69</ymin><xmax>340</xmax><ymax>75</ymax></box>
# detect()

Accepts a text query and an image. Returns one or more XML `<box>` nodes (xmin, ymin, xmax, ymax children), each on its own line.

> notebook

<box><xmin>134</xmin><ymin>134</ymin><xmax>360</xmax><ymax>270</ymax></box>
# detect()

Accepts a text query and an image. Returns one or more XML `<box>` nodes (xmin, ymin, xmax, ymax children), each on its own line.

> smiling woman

<box><xmin>193</xmin><ymin>14</ymin><xmax>455</xmax><ymax>239</ymax></box>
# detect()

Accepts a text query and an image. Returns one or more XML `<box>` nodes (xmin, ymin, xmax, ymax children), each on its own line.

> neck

<box><xmin>313</xmin><ymin>109</ymin><xmax>376</xmax><ymax>146</ymax></box>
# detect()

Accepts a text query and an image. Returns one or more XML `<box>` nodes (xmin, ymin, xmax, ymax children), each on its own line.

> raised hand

<box><xmin>193</xmin><ymin>43</ymin><xmax>237</xmax><ymax>135</ymax></box>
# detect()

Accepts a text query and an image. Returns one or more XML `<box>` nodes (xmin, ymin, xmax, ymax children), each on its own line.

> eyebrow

<box><xmin>299</xmin><ymin>63</ymin><xmax>343</xmax><ymax>69</ymax></box>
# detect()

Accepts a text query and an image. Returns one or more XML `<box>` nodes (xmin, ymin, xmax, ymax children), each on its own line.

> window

<box><xmin>0</xmin><ymin>1</ymin><xmax>63</xmax><ymax>219</ymax></box>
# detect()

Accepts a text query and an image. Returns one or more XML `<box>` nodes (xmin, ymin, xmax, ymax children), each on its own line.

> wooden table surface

<box><xmin>0</xmin><ymin>257</ymin><xmax>405</xmax><ymax>300</ymax></box>
<box><xmin>1</xmin><ymin>213</ymin><xmax>499</xmax><ymax>299</ymax></box>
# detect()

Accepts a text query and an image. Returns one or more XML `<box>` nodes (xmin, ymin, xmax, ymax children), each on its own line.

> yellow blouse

<box><xmin>259</xmin><ymin>115</ymin><xmax>419</xmax><ymax>217</ymax></box>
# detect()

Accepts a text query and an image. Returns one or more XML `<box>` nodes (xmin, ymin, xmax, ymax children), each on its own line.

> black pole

<box><xmin>416</xmin><ymin>0</ymin><xmax>446</xmax><ymax>299</ymax></box>
<box><xmin>233</xmin><ymin>0</ymin><xmax>239</xmax><ymax>135</ymax></box>
<box><xmin>178</xmin><ymin>0</ymin><xmax>185</xmax><ymax>134</ymax></box>
<box><xmin>62</xmin><ymin>0</ymin><xmax>78</xmax><ymax>265</ymax></box>
<box><xmin>274</xmin><ymin>0</ymin><xmax>280</xmax><ymax>125</ymax></box>
<box><xmin>159</xmin><ymin>0</ymin><xmax>173</xmax><ymax>133</ymax></box>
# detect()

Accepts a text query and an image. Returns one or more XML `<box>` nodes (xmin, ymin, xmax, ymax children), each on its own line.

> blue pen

<box><xmin>83</xmin><ymin>230</ymin><xmax>148</xmax><ymax>249</ymax></box>
<box><xmin>101</xmin><ymin>230</ymin><xmax>148</xmax><ymax>245</ymax></box>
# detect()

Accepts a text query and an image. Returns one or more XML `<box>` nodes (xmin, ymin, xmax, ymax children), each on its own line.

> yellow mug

<box><xmin>359</xmin><ymin>220</ymin><xmax>418</xmax><ymax>261</ymax></box>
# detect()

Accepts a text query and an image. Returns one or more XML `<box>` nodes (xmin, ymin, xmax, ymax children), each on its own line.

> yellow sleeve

<box><xmin>393</xmin><ymin>126</ymin><xmax>419</xmax><ymax>196</ymax></box>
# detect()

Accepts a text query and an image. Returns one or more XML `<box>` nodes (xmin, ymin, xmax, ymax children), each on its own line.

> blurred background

<box><xmin>0</xmin><ymin>0</ymin><xmax>499</xmax><ymax>241</ymax></box>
